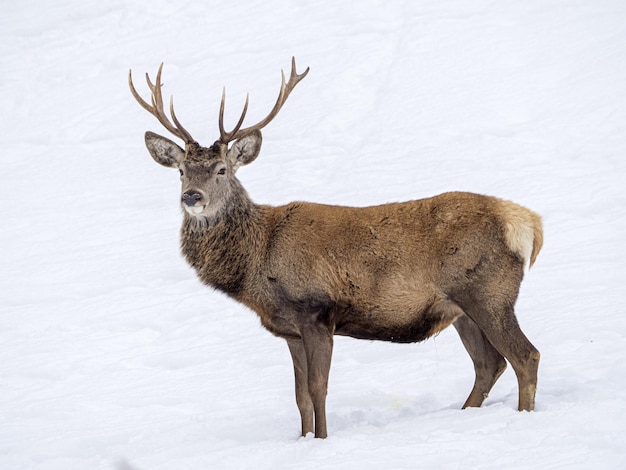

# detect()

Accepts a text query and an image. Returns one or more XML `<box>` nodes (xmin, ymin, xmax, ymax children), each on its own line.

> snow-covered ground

<box><xmin>2</xmin><ymin>1</ymin><xmax>625</xmax><ymax>468</ymax></box>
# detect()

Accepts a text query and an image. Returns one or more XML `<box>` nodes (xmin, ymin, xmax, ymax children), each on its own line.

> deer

<box><xmin>128</xmin><ymin>58</ymin><xmax>543</xmax><ymax>439</ymax></box>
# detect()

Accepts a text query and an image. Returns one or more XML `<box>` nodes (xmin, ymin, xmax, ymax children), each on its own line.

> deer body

<box><xmin>183</xmin><ymin>191</ymin><xmax>536</xmax><ymax>341</ymax></box>
<box><xmin>130</xmin><ymin>59</ymin><xmax>543</xmax><ymax>439</ymax></box>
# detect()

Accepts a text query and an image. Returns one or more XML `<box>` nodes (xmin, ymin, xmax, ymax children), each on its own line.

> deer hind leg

<box><xmin>453</xmin><ymin>314</ymin><xmax>507</xmax><ymax>408</ymax></box>
<box><xmin>287</xmin><ymin>338</ymin><xmax>314</xmax><ymax>437</ymax></box>
<box><xmin>426</xmin><ymin>298</ymin><xmax>465</xmax><ymax>336</ymax></box>
<box><xmin>465</xmin><ymin>305</ymin><xmax>540</xmax><ymax>411</ymax></box>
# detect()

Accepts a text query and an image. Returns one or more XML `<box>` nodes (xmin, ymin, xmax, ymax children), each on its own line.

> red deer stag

<box><xmin>128</xmin><ymin>58</ymin><xmax>543</xmax><ymax>439</ymax></box>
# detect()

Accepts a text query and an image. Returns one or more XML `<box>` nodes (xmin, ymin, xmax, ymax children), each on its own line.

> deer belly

<box><xmin>335</xmin><ymin>299</ymin><xmax>463</xmax><ymax>343</ymax></box>
<box><xmin>335</xmin><ymin>313</ymin><xmax>434</xmax><ymax>343</ymax></box>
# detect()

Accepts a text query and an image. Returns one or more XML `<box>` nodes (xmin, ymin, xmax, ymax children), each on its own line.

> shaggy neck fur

<box><xmin>180</xmin><ymin>181</ymin><xmax>266</xmax><ymax>298</ymax></box>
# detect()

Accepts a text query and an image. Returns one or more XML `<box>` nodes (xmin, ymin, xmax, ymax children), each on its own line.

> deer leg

<box><xmin>300</xmin><ymin>323</ymin><xmax>334</xmax><ymax>439</ymax></box>
<box><xmin>453</xmin><ymin>314</ymin><xmax>507</xmax><ymax>408</ymax></box>
<box><xmin>286</xmin><ymin>338</ymin><xmax>314</xmax><ymax>437</ymax></box>
<box><xmin>465</xmin><ymin>306</ymin><xmax>540</xmax><ymax>411</ymax></box>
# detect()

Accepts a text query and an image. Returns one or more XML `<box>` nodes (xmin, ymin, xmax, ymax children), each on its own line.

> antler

<box><xmin>218</xmin><ymin>57</ymin><xmax>310</xmax><ymax>144</ymax></box>
<box><xmin>128</xmin><ymin>63</ymin><xmax>196</xmax><ymax>145</ymax></box>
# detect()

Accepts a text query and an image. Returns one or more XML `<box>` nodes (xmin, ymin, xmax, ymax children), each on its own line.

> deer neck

<box><xmin>180</xmin><ymin>186</ymin><xmax>267</xmax><ymax>298</ymax></box>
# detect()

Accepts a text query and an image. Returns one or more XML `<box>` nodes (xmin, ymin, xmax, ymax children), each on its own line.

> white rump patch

<box><xmin>497</xmin><ymin>199</ymin><xmax>542</xmax><ymax>270</ymax></box>
<box><xmin>504</xmin><ymin>219</ymin><xmax>535</xmax><ymax>269</ymax></box>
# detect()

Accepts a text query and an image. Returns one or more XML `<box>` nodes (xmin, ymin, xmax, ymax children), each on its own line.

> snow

<box><xmin>2</xmin><ymin>0</ymin><xmax>626</xmax><ymax>468</ymax></box>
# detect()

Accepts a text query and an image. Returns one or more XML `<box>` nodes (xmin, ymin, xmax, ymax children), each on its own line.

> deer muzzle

<box><xmin>182</xmin><ymin>190</ymin><xmax>205</xmax><ymax>215</ymax></box>
<box><xmin>182</xmin><ymin>191</ymin><xmax>202</xmax><ymax>206</ymax></box>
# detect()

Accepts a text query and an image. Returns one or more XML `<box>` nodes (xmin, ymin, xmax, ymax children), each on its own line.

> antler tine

<box><xmin>219</xmin><ymin>87</ymin><xmax>249</xmax><ymax>144</ymax></box>
<box><xmin>128</xmin><ymin>69</ymin><xmax>155</xmax><ymax>114</ymax></box>
<box><xmin>128</xmin><ymin>63</ymin><xmax>195</xmax><ymax>145</ymax></box>
<box><xmin>169</xmin><ymin>96</ymin><xmax>195</xmax><ymax>143</ymax></box>
<box><xmin>218</xmin><ymin>57</ymin><xmax>310</xmax><ymax>144</ymax></box>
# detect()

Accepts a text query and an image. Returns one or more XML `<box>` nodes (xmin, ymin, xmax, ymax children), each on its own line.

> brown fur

<box><xmin>130</xmin><ymin>63</ymin><xmax>543</xmax><ymax>439</ymax></box>
<box><xmin>178</xmin><ymin>185</ymin><xmax>543</xmax><ymax>438</ymax></box>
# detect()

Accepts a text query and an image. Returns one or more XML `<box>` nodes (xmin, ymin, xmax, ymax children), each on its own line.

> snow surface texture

<box><xmin>2</xmin><ymin>1</ymin><xmax>625</xmax><ymax>469</ymax></box>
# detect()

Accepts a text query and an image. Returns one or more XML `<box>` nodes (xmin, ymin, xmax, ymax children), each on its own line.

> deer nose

<box><xmin>182</xmin><ymin>191</ymin><xmax>202</xmax><ymax>206</ymax></box>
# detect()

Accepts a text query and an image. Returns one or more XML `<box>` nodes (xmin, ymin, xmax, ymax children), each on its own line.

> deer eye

<box><xmin>179</xmin><ymin>169</ymin><xmax>184</xmax><ymax>176</ymax></box>
<box><xmin>217</xmin><ymin>168</ymin><xmax>226</xmax><ymax>175</ymax></box>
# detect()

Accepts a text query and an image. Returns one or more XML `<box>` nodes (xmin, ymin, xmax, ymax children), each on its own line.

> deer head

<box><xmin>128</xmin><ymin>58</ymin><xmax>309</xmax><ymax>219</ymax></box>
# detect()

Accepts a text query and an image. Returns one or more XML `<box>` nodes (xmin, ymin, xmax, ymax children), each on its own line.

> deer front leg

<box><xmin>287</xmin><ymin>338</ymin><xmax>314</xmax><ymax>437</ymax></box>
<box><xmin>301</xmin><ymin>322</ymin><xmax>334</xmax><ymax>439</ymax></box>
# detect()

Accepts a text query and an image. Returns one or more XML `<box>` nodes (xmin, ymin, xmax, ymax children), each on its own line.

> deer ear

<box><xmin>145</xmin><ymin>131</ymin><xmax>185</xmax><ymax>168</ymax></box>
<box><xmin>227</xmin><ymin>130</ymin><xmax>262</xmax><ymax>172</ymax></box>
